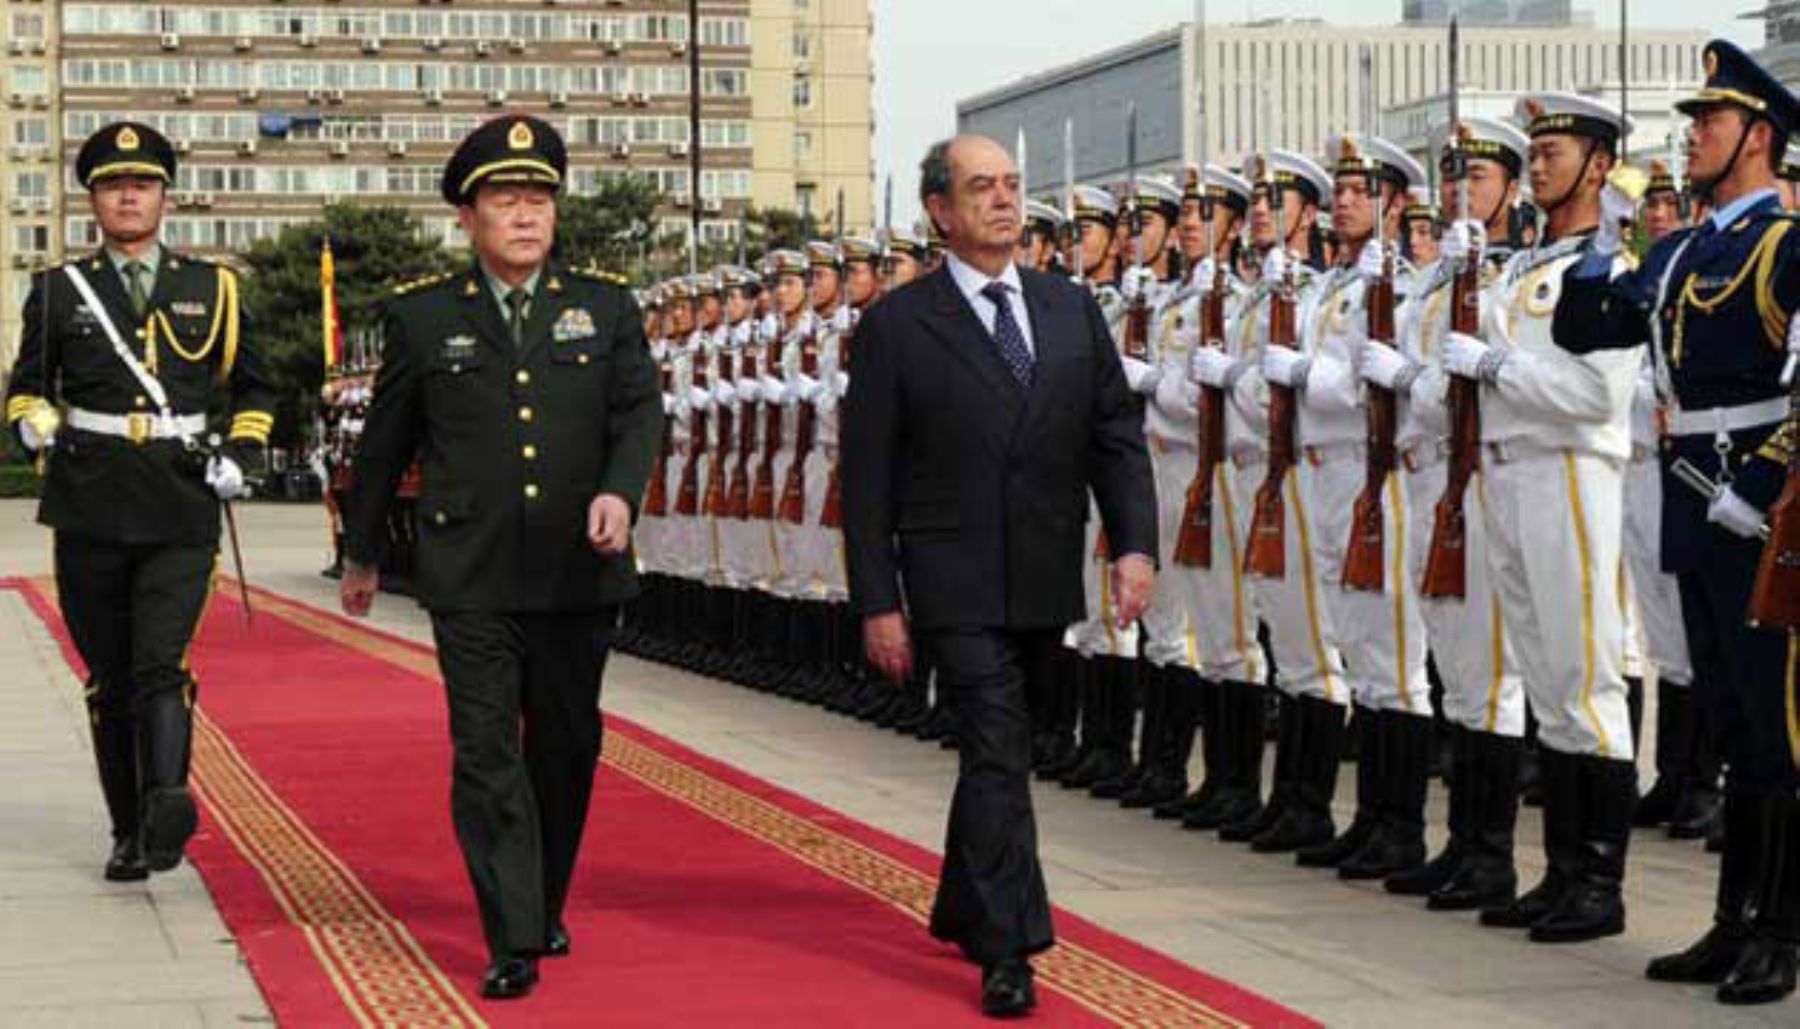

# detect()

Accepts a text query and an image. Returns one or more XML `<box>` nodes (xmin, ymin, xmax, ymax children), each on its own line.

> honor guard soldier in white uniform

<box><xmin>883</xmin><ymin>225</ymin><xmax>931</xmax><ymax>289</ymax></box>
<box><xmin>1021</xmin><ymin>200</ymin><xmax>1067</xmax><ymax>274</ymax></box>
<box><xmin>1556</xmin><ymin>41</ymin><xmax>1800</xmax><ymax>1003</ymax></box>
<box><xmin>1442</xmin><ymin>91</ymin><xmax>1643</xmax><ymax>944</ymax></box>
<box><xmin>1220</xmin><ymin>149</ymin><xmax>1352</xmax><ymax>852</ymax></box>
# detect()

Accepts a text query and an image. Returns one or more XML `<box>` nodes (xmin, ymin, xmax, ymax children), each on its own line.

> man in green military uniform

<box><xmin>339</xmin><ymin>114</ymin><xmax>662</xmax><ymax>1001</ymax></box>
<box><xmin>3</xmin><ymin>121</ymin><xmax>273</xmax><ymax>882</ymax></box>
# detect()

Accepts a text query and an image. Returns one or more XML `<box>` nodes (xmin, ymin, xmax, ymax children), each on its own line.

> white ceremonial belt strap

<box><xmin>1665</xmin><ymin>398</ymin><xmax>1789</xmax><ymax>439</ymax></box>
<box><xmin>67</xmin><ymin>408</ymin><xmax>204</xmax><ymax>443</ymax></box>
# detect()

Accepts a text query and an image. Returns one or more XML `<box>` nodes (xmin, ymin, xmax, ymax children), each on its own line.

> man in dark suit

<box><xmin>842</xmin><ymin>135</ymin><xmax>1157</xmax><ymax>1017</ymax></box>
<box><xmin>339</xmin><ymin>115</ymin><xmax>662</xmax><ymax>1000</ymax></box>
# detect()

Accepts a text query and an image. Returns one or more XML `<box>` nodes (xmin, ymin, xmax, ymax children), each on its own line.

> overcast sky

<box><xmin>868</xmin><ymin>1</ymin><xmax>1760</xmax><ymax>228</ymax></box>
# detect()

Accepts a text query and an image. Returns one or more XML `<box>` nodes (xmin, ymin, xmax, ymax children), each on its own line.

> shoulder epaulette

<box><xmin>571</xmin><ymin>265</ymin><xmax>631</xmax><ymax>286</ymax></box>
<box><xmin>390</xmin><ymin>271</ymin><xmax>455</xmax><ymax>296</ymax></box>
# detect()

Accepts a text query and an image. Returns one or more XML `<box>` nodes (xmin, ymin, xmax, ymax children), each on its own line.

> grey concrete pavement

<box><xmin>0</xmin><ymin>498</ymin><xmax>1782</xmax><ymax>1027</ymax></box>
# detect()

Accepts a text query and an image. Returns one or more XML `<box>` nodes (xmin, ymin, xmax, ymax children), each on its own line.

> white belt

<box><xmin>1301</xmin><ymin>440</ymin><xmax>1364</xmax><ymax>466</ymax></box>
<box><xmin>67</xmin><ymin>408</ymin><xmax>205</xmax><ymax>444</ymax></box>
<box><xmin>1483</xmin><ymin>438</ymin><xmax>1568</xmax><ymax>465</ymax></box>
<box><xmin>1665</xmin><ymin>397</ymin><xmax>1788</xmax><ymax>438</ymax></box>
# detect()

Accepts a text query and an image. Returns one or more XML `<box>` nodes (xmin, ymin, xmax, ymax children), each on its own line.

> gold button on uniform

<box><xmin>519</xmin><ymin>406</ymin><xmax>534</xmax><ymax>422</ymax></box>
<box><xmin>524</xmin><ymin>484</ymin><xmax>540</xmax><ymax>499</ymax></box>
<box><xmin>515</xmin><ymin>370</ymin><xmax>531</xmax><ymax>385</ymax></box>
<box><xmin>522</xmin><ymin>444</ymin><xmax>538</xmax><ymax>459</ymax></box>
<box><xmin>434</xmin><ymin>512</ymin><xmax>447</xmax><ymax>525</ymax></box>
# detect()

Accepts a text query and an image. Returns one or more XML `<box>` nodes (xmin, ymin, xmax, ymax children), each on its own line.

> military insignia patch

<box><xmin>442</xmin><ymin>334</ymin><xmax>478</xmax><ymax>352</ymax></box>
<box><xmin>117</xmin><ymin>126</ymin><xmax>139</xmax><ymax>151</ymax></box>
<box><xmin>553</xmin><ymin>307</ymin><xmax>596</xmax><ymax>341</ymax></box>
<box><xmin>509</xmin><ymin>120</ymin><xmax>534</xmax><ymax>151</ymax></box>
<box><xmin>170</xmin><ymin>300</ymin><xmax>208</xmax><ymax>318</ymax></box>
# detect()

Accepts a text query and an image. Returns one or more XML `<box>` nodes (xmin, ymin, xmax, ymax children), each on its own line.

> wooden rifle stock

<box><xmin>727</xmin><ymin>344</ymin><xmax>755</xmax><ymax>520</ymax></box>
<box><xmin>777</xmin><ymin>325</ymin><xmax>818</xmax><ymax>525</ymax></box>
<box><xmin>642</xmin><ymin>362</ymin><xmax>673</xmax><ymax>517</ymax></box>
<box><xmin>703</xmin><ymin>345</ymin><xmax>731</xmax><ymax>517</ymax></box>
<box><xmin>1343</xmin><ymin>252</ymin><xmax>1399</xmax><ymax>592</ymax></box>
<box><xmin>1420</xmin><ymin>257</ymin><xmax>1484</xmax><ymax>599</ymax></box>
<box><xmin>673</xmin><ymin>354</ymin><xmax>706</xmax><ymax>516</ymax></box>
<box><xmin>1245</xmin><ymin>279</ymin><xmax>1297</xmax><ymax>578</ymax></box>
<box><xmin>1172</xmin><ymin>272</ymin><xmax>1229</xmax><ymax>568</ymax></box>
<box><xmin>818</xmin><ymin>326</ymin><xmax>851</xmax><ymax>529</ymax></box>
<box><xmin>748</xmin><ymin>341</ymin><xmax>781</xmax><ymax>521</ymax></box>
<box><xmin>1747</xmin><ymin>377</ymin><xmax>1800</xmax><ymax>630</ymax></box>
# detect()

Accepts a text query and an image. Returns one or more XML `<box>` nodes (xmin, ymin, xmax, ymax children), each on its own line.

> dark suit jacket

<box><xmin>344</xmin><ymin>260</ymin><xmax>663</xmax><ymax>612</ymax></box>
<box><xmin>841</xmin><ymin>262</ymin><xmax>1156</xmax><ymax>631</ymax></box>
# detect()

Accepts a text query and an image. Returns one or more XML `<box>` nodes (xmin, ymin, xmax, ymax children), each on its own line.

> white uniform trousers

<box><xmin>1405</xmin><ymin>458</ymin><xmax>1525</xmax><ymax>737</ymax></box>
<box><xmin>1483</xmin><ymin>449</ymin><xmax>1635</xmax><ymax>760</ymax></box>
<box><xmin>1235</xmin><ymin>460</ymin><xmax>1348</xmax><ymax>704</ymax></box>
<box><xmin>1146</xmin><ymin>445</ymin><xmax>1267</xmax><ymax>684</ymax></box>
<box><xmin>1622</xmin><ymin>453</ymin><xmax>1693</xmax><ymax>686</ymax></box>
<box><xmin>1301</xmin><ymin>447</ymin><xmax>1432</xmax><ymax>716</ymax></box>
<box><xmin>773</xmin><ymin>450</ymin><xmax>832</xmax><ymax>600</ymax></box>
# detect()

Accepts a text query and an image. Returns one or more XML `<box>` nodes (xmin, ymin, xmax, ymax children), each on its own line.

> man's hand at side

<box><xmin>340</xmin><ymin>560</ymin><xmax>379</xmax><ymax>618</ymax></box>
<box><xmin>588</xmin><ymin>494</ymin><xmax>633</xmax><ymax>555</ymax></box>
<box><xmin>863</xmin><ymin>611</ymin><xmax>914</xmax><ymax>684</ymax></box>
<box><xmin>1112</xmin><ymin>553</ymin><xmax>1156</xmax><ymax>629</ymax></box>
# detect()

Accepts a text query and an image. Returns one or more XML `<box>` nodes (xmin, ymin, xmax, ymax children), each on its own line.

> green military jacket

<box><xmin>345</xmin><ymin>259</ymin><xmax>663</xmax><ymax>612</ymax></box>
<box><xmin>3</xmin><ymin>250</ymin><xmax>273</xmax><ymax>545</ymax></box>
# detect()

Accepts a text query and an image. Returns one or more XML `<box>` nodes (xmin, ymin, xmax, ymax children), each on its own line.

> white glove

<box><xmin>1594</xmin><ymin>182</ymin><xmax>1636</xmax><ymax>256</ymax></box>
<box><xmin>833</xmin><ymin>370</ymin><xmax>850</xmax><ymax>394</ymax></box>
<box><xmin>1120</xmin><ymin>355</ymin><xmax>1163</xmax><ymax>395</ymax></box>
<box><xmin>1261</xmin><ymin>345</ymin><xmax>1311</xmax><ymax>389</ymax></box>
<box><xmin>16</xmin><ymin>415</ymin><xmax>51</xmax><ymax>453</ymax></box>
<box><xmin>205</xmin><ymin>455</ymin><xmax>247</xmax><ymax>501</ymax></box>
<box><xmin>1357</xmin><ymin>342</ymin><xmax>1417</xmax><ymax>391</ymax></box>
<box><xmin>796</xmin><ymin>373</ymin><xmax>822</xmax><ymax>403</ymax></box>
<box><xmin>661</xmin><ymin>394</ymin><xmax>675</xmax><ymax>415</ymax></box>
<box><xmin>1120</xmin><ymin>264</ymin><xmax>1155</xmax><ymax>302</ymax></box>
<box><xmin>1261</xmin><ymin>247</ymin><xmax>1291</xmax><ymax>284</ymax></box>
<box><xmin>1442</xmin><ymin>331</ymin><xmax>1505</xmax><ymax>382</ymax></box>
<box><xmin>1440</xmin><ymin>219</ymin><xmax>1485</xmax><ymax>267</ymax></box>
<box><xmin>1187</xmin><ymin>257</ymin><xmax>1217</xmax><ymax>293</ymax></box>
<box><xmin>1707</xmin><ymin>487</ymin><xmax>1765</xmax><ymax>540</ymax></box>
<box><xmin>1355</xmin><ymin>240</ymin><xmax>1389</xmax><ymax>283</ymax></box>
<box><xmin>713</xmin><ymin>380</ymin><xmax>737</xmax><ymax>406</ymax></box>
<box><xmin>757</xmin><ymin>314</ymin><xmax>780</xmax><ymax>343</ymax></box>
<box><xmin>687</xmin><ymin>385</ymin><xmax>712</xmax><ymax>409</ymax></box>
<box><xmin>1784</xmin><ymin>310</ymin><xmax>1800</xmax><ymax>387</ymax></box>
<box><xmin>1188</xmin><ymin>346</ymin><xmax>1242</xmax><ymax>388</ymax></box>
<box><xmin>736</xmin><ymin>378</ymin><xmax>761</xmax><ymax>404</ymax></box>
<box><xmin>780</xmin><ymin>379</ymin><xmax>802</xmax><ymax>405</ymax></box>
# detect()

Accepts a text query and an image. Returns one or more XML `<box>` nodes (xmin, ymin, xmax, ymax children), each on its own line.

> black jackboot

<box><xmin>1342</xmin><ymin>709</ymin><xmax>1433</xmax><ymax>881</ymax></box>
<box><xmin>1123</xmin><ymin>666</ymin><xmax>1197</xmax><ymax>810</ymax></box>
<box><xmin>1718</xmin><ymin>796</ymin><xmax>1799</xmax><ymax>1006</ymax></box>
<box><xmin>1154</xmin><ymin>676</ymin><xmax>1220</xmax><ymax>821</ymax></box>
<box><xmin>1388</xmin><ymin>723</ymin><xmax>1467</xmax><ymax>896</ymax></box>
<box><xmin>1528</xmin><ymin>753</ymin><xmax>1633</xmax><ymax>943</ymax></box>
<box><xmin>1483</xmin><ymin>746</ymin><xmax>1579</xmax><ymax>929</ymax></box>
<box><xmin>1217</xmin><ymin>689</ymin><xmax>1290</xmax><ymax>841</ymax></box>
<box><xmin>137</xmin><ymin>691</ymin><xmax>197</xmax><ymax>873</ymax></box>
<box><xmin>90</xmin><ymin>704</ymin><xmax>146</xmax><ymax>882</ymax></box>
<box><xmin>1294</xmin><ymin>704</ymin><xmax>1377</xmax><ymax>866</ymax></box>
<box><xmin>1429</xmin><ymin>730</ymin><xmax>1521</xmax><ymax>911</ymax></box>
<box><xmin>1648</xmin><ymin>792</ymin><xmax>1760</xmax><ymax>983</ymax></box>
<box><xmin>1253</xmin><ymin>695</ymin><xmax>1344</xmax><ymax>853</ymax></box>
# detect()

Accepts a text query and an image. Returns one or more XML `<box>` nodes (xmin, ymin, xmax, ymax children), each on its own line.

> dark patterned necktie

<box><xmin>980</xmin><ymin>281</ymin><xmax>1033</xmax><ymax>387</ymax></box>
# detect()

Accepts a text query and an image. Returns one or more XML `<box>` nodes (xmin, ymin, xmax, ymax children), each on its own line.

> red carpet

<box><xmin>9</xmin><ymin>576</ymin><xmax>1316</xmax><ymax>1028</ymax></box>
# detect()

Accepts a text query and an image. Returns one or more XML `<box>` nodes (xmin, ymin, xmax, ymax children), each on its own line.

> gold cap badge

<box><xmin>508</xmin><ymin>121</ymin><xmax>534</xmax><ymax>151</ymax></box>
<box><xmin>117</xmin><ymin>126</ymin><xmax>139</xmax><ymax>151</ymax></box>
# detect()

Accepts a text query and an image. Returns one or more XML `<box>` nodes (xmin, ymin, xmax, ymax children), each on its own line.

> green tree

<box><xmin>553</xmin><ymin>175</ymin><xmax>663</xmax><ymax>280</ymax></box>
<box><xmin>239</xmin><ymin>204</ymin><xmax>457</xmax><ymax>445</ymax></box>
<box><xmin>745</xmin><ymin>205</ymin><xmax>822</xmax><ymax>253</ymax></box>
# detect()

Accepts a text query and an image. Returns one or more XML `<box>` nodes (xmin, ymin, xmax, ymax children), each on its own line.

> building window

<box><xmin>796</xmin><ymin>183</ymin><xmax>816</xmax><ymax>218</ymax></box>
<box><xmin>11</xmin><ymin>12</ymin><xmax>46</xmax><ymax>38</ymax></box>
<box><xmin>13</xmin><ymin>224</ymin><xmax>50</xmax><ymax>254</ymax></box>
<box><xmin>794</xmin><ymin>131</ymin><xmax>813</xmax><ymax>159</ymax></box>
<box><xmin>793</xmin><ymin>31</ymin><xmax>811</xmax><ymax>59</ymax></box>
<box><xmin>13</xmin><ymin>119</ymin><xmax>47</xmax><ymax>146</ymax></box>
<box><xmin>13</xmin><ymin>172</ymin><xmax>47</xmax><ymax>199</ymax></box>
<box><xmin>793</xmin><ymin>74</ymin><xmax>812</xmax><ymax>109</ymax></box>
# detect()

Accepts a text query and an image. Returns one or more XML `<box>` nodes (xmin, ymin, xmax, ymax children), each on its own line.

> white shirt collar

<box><xmin>946</xmin><ymin>251</ymin><xmax>1023</xmax><ymax>305</ymax></box>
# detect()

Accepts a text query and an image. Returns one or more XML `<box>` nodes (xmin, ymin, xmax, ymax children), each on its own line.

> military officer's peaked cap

<box><xmin>1070</xmin><ymin>184</ymin><xmax>1119</xmax><ymax>227</ymax></box>
<box><xmin>1647</xmin><ymin>158</ymin><xmax>1682</xmax><ymax>195</ymax></box>
<box><xmin>77</xmin><ymin>121</ymin><xmax>177</xmax><ymax>188</ymax></box>
<box><xmin>688</xmin><ymin>271</ymin><xmax>720</xmax><ymax>297</ymax></box>
<box><xmin>1514</xmin><ymin>92</ymin><xmax>1632</xmax><ymax>152</ymax></box>
<box><xmin>662</xmin><ymin>276</ymin><xmax>696</xmax><ymax>302</ymax></box>
<box><xmin>1128</xmin><ymin>176</ymin><xmax>1183</xmax><ymax>219</ymax></box>
<box><xmin>1431</xmin><ymin>116</ymin><xmax>1531</xmax><ymax>178</ymax></box>
<box><xmin>441</xmin><ymin>114</ymin><xmax>567</xmax><ymax>206</ymax></box>
<box><xmin>765</xmin><ymin>249</ymin><xmax>808</xmax><ymax>278</ymax></box>
<box><xmin>805</xmin><ymin>240</ymin><xmax>843</xmax><ymax>269</ymax></box>
<box><xmin>1255</xmin><ymin>149</ymin><xmax>1334</xmax><ymax>210</ymax></box>
<box><xmin>1403</xmin><ymin>185</ymin><xmax>1440</xmax><ymax>223</ymax></box>
<box><xmin>1677</xmin><ymin>40</ymin><xmax>1800</xmax><ymax>135</ymax></box>
<box><xmin>715</xmin><ymin>264</ymin><xmax>762</xmax><ymax>291</ymax></box>
<box><xmin>1023</xmin><ymin>199</ymin><xmax>1066</xmax><ymax>235</ymax></box>
<box><xmin>840</xmin><ymin>235</ymin><xmax>884</xmax><ymax>264</ymax></box>
<box><xmin>883</xmin><ymin>224</ymin><xmax>929</xmax><ymax>260</ymax></box>
<box><xmin>1192</xmin><ymin>164</ymin><xmax>1254</xmax><ymax>214</ymax></box>
<box><xmin>1326</xmin><ymin>134</ymin><xmax>1427</xmax><ymax>192</ymax></box>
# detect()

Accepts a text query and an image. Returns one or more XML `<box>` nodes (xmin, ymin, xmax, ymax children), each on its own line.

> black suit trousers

<box><xmin>925</xmin><ymin>627</ymin><xmax>1059</xmax><ymax>964</ymax></box>
<box><xmin>429</xmin><ymin>607</ymin><xmax>614</xmax><ymax>960</ymax></box>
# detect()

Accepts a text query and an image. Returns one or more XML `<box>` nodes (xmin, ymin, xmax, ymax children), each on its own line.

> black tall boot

<box><xmin>1635</xmin><ymin>679</ymin><xmax>1690</xmax><ymax>828</ymax></box>
<box><xmin>1649</xmin><ymin>792</ymin><xmax>1762</xmax><ymax>983</ymax></box>
<box><xmin>1388</xmin><ymin>723</ymin><xmax>1467</xmax><ymax>896</ymax></box>
<box><xmin>1091</xmin><ymin>657</ymin><xmax>1152</xmax><ymax>799</ymax></box>
<box><xmin>1669</xmin><ymin>682</ymin><xmax>1723</xmax><ymax>840</ymax></box>
<box><xmin>1529</xmin><ymin>753</ymin><xmax>1632</xmax><ymax>943</ymax></box>
<box><xmin>1625</xmin><ymin>676</ymin><xmax>1645</xmax><ymax>760</ymax></box>
<box><xmin>1124</xmin><ymin>666</ymin><xmax>1197</xmax><ymax>809</ymax></box>
<box><xmin>1214</xmin><ymin>679</ymin><xmax>1270</xmax><ymax>829</ymax></box>
<box><xmin>1343</xmin><ymin>709</ymin><xmax>1432</xmax><ymax>880</ymax></box>
<box><xmin>1484</xmin><ymin>746</ymin><xmax>1580</xmax><ymax>929</ymax></box>
<box><xmin>1295</xmin><ymin>704</ymin><xmax>1378</xmax><ymax>866</ymax></box>
<box><xmin>1718</xmin><ymin>796</ymin><xmax>1799</xmax><ymax>1005</ymax></box>
<box><xmin>1064</xmin><ymin>656</ymin><xmax>1130</xmax><ymax>789</ymax></box>
<box><xmin>90</xmin><ymin>704</ymin><xmax>146</xmax><ymax>882</ymax></box>
<box><xmin>1253</xmin><ymin>695</ymin><xmax>1344</xmax><ymax>853</ymax></box>
<box><xmin>1155</xmin><ymin>676</ymin><xmax>1219</xmax><ymax>821</ymax></box>
<box><xmin>1037</xmin><ymin>653</ymin><xmax>1091</xmax><ymax>778</ymax></box>
<box><xmin>1031</xmin><ymin>648</ymin><xmax>1080</xmax><ymax>774</ymax></box>
<box><xmin>1519</xmin><ymin>711</ymin><xmax>1544</xmax><ymax>807</ymax></box>
<box><xmin>137</xmin><ymin>691</ymin><xmax>197</xmax><ymax>873</ymax></box>
<box><xmin>1430</xmin><ymin>730</ymin><xmax>1521</xmax><ymax>911</ymax></box>
<box><xmin>1219</xmin><ymin>690</ymin><xmax>1293</xmax><ymax>841</ymax></box>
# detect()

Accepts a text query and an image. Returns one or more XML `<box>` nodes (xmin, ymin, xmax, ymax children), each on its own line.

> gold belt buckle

<box><xmin>125</xmin><ymin>412</ymin><xmax>155</xmax><ymax>445</ymax></box>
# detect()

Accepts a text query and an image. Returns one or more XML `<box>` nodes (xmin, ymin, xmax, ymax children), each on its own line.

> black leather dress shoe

<box><xmin>980</xmin><ymin>959</ymin><xmax>1037</xmax><ymax>1018</ymax></box>
<box><xmin>142</xmin><ymin>787</ymin><xmax>198</xmax><ymax>873</ymax></box>
<box><xmin>545</xmin><ymin>924</ymin><xmax>571</xmax><ymax>958</ymax></box>
<box><xmin>480</xmin><ymin>956</ymin><xmax>539</xmax><ymax>999</ymax></box>
<box><xmin>104</xmin><ymin>835</ymin><xmax>148</xmax><ymax>883</ymax></box>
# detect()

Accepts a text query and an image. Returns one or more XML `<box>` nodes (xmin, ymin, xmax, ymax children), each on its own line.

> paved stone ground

<box><xmin>0</xmin><ymin>499</ymin><xmax>1785</xmax><ymax>1027</ymax></box>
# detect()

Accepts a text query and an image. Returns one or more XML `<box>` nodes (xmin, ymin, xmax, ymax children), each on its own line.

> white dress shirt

<box><xmin>946</xmin><ymin>251</ymin><xmax>1037</xmax><ymax>357</ymax></box>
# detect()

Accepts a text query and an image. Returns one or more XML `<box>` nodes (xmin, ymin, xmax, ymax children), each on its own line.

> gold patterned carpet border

<box><xmin>239</xmin><ymin>584</ymin><xmax>1255</xmax><ymax>1029</ymax></box>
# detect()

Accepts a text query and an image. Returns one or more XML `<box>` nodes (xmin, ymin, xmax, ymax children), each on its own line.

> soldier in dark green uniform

<box><xmin>339</xmin><ymin>115</ymin><xmax>662</xmax><ymax>1001</ymax></box>
<box><xmin>3</xmin><ymin>121</ymin><xmax>273</xmax><ymax>882</ymax></box>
